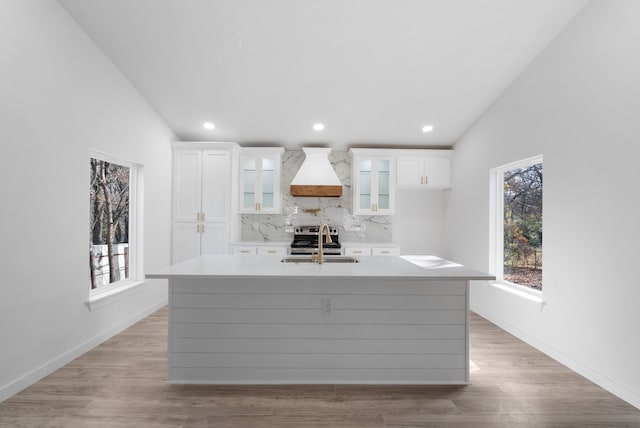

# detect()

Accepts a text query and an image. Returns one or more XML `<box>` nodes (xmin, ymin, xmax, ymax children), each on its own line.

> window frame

<box><xmin>88</xmin><ymin>150</ymin><xmax>144</xmax><ymax>309</ymax></box>
<box><xmin>489</xmin><ymin>154</ymin><xmax>543</xmax><ymax>299</ymax></box>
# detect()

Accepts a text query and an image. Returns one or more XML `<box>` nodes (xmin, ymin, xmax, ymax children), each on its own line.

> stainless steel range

<box><xmin>290</xmin><ymin>225</ymin><xmax>341</xmax><ymax>256</ymax></box>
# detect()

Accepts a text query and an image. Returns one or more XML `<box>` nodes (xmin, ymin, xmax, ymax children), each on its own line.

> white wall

<box><xmin>393</xmin><ymin>190</ymin><xmax>446</xmax><ymax>255</ymax></box>
<box><xmin>0</xmin><ymin>1</ymin><xmax>174</xmax><ymax>401</ymax></box>
<box><xmin>444</xmin><ymin>0</ymin><xmax>640</xmax><ymax>408</ymax></box>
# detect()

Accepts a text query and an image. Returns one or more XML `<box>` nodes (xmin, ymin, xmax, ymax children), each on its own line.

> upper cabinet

<box><xmin>239</xmin><ymin>147</ymin><xmax>284</xmax><ymax>214</ymax></box>
<box><xmin>396</xmin><ymin>150</ymin><xmax>452</xmax><ymax>189</ymax></box>
<box><xmin>350</xmin><ymin>149</ymin><xmax>395</xmax><ymax>215</ymax></box>
<box><xmin>173</xmin><ymin>148</ymin><xmax>231</xmax><ymax>222</ymax></box>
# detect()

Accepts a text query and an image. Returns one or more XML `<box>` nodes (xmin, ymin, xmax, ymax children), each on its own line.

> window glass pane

<box><xmin>90</xmin><ymin>158</ymin><xmax>130</xmax><ymax>290</ymax></box>
<box><xmin>262</xmin><ymin>157</ymin><xmax>276</xmax><ymax>209</ymax></box>
<box><xmin>243</xmin><ymin>193</ymin><xmax>255</xmax><ymax>208</ymax></box>
<box><xmin>359</xmin><ymin>159</ymin><xmax>372</xmax><ymax>172</ymax></box>
<box><xmin>378</xmin><ymin>194</ymin><xmax>390</xmax><ymax>210</ymax></box>
<box><xmin>262</xmin><ymin>193</ymin><xmax>274</xmax><ymax>209</ymax></box>
<box><xmin>503</xmin><ymin>163</ymin><xmax>543</xmax><ymax>290</ymax></box>
<box><xmin>360</xmin><ymin>194</ymin><xmax>371</xmax><ymax>210</ymax></box>
<box><xmin>379</xmin><ymin>160</ymin><xmax>391</xmax><ymax>209</ymax></box>
<box><xmin>262</xmin><ymin>157</ymin><xmax>275</xmax><ymax>171</ymax></box>
<box><xmin>359</xmin><ymin>159</ymin><xmax>373</xmax><ymax>208</ymax></box>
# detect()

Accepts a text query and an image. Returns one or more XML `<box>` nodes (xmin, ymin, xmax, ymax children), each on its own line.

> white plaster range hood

<box><xmin>290</xmin><ymin>148</ymin><xmax>343</xmax><ymax>197</ymax></box>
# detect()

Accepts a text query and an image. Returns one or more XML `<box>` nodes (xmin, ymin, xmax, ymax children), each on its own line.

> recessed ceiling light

<box><xmin>422</xmin><ymin>125</ymin><xmax>434</xmax><ymax>133</ymax></box>
<box><xmin>203</xmin><ymin>122</ymin><xmax>215</xmax><ymax>130</ymax></box>
<box><xmin>313</xmin><ymin>123</ymin><xmax>325</xmax><ymax>131</ymax></box>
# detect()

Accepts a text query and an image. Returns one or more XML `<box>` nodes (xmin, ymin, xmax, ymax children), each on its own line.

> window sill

<box><xmin>87</xmin><ymin>280</ymin><xmax>146</xmax><ymax>311</ymax></box>
<box><xmin>489</xmin><ymin>281</ymin><xmax>546</xmax><ymax>309</ymax></box>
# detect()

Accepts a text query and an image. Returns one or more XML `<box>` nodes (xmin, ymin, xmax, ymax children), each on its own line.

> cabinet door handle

<box><xmin>425</xmin><ymin>176</ymin><xmax>428</xmax><ymax>185</ymax></box>
<box><xmin>201</xmin><ymin>212</ymin><xmax>205</xmax><ymax>221</ymax></box>
<box><xmin>420</xmin><ymin>176</ymin><xmax>424</xmax><ymax>185</ymax></box>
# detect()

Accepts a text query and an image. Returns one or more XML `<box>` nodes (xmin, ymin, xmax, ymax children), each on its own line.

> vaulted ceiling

<box><xmin>58</xmin><ymin>0</ymin><xmax>588</xmax><ymax>149</ymax></box>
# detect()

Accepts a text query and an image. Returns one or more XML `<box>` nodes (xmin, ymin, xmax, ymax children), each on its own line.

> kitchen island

<box><xmin>147</xmin><ymin>255</ymin><xmax>494</xmax><ymax>385</ymax></box>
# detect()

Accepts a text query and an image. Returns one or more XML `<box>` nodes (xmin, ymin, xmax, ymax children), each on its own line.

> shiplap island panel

<box><xmin>147</xmin><ymin>255</ymin><xmax>494</xmax><ymax>385</ymax></box>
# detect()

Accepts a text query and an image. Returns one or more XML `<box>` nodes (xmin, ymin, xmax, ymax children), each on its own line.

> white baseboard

<box><xmin>471</xmin><ymin>304</ymin><xmax>640</xmax><ymax>410</ymax></box>
<box><xmin>0</xmin><ymin>298</ymin><xmax>167</xmax><ymax>403</ymax></box>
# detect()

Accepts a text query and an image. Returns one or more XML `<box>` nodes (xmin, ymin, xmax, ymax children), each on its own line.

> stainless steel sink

<box><xmin>281</xmin><ymin>256</ymin><xmax>359</xmax><ymax>264</ymax></box>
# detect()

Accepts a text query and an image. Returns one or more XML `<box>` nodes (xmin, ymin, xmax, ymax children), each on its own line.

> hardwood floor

<box><xmin>1</xmin><ymin>308</ymin><xmax>638</xmax><ymax>427</ymax></box>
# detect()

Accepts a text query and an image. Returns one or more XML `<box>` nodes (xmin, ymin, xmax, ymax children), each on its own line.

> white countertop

<box><xmin>147</xmin><ymin>254</ymin><xmax>495</xmax><ymax>281</ymax></box>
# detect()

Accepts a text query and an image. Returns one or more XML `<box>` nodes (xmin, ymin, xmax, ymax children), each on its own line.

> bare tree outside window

<box><xmin>90</xmin><ymin>158</ymin><xmax>130</xmax><ymax>289</ymax></box>
<box><xmin>503</xmin><ymin>163</ymin><xmax>543</xmax><ymax>289</ymax></box>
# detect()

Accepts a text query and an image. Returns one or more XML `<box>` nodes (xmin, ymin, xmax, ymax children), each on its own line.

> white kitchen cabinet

<box><xmin>173</xmin><ymin>149</ymin><xmax>230</xmax><ymax>222</ymax></box>
<box><xmin>350</xmin><ymin>149</ymin><xmax>395</xmax><ymax>215</ymax></box>
<box><xmin>344</xmin><ymin>247</ymin><xmax>371</xmax><ymax>256</ymax></box>
<box><xmin>258</xmin><ymin>246</ymin><xmax>288</xmax><ymax>256</ymax></box>
<box><xmin>371</xmin><ymin>246</ymin><xmax>400</xmax><ymax>256</ymax></box>
<box><xmin>232</xmin><ymin>245</ymin><xmax>256</xmax><ymax>255</ymax></box>
<box><xmin>239</xmin><ymin>147</ymin><xmax>284</xmax><ymax>214</ymax></box>
<box><xmin>172</xmin><ymin>143</ymin><xmax>236</xmax><ymax>263</ymax></box>
<box><xmin>173</xmin><ymin>223</ymin><xmax>230</xmax><ymax>262</ymax></box>
<box><xmin>232</xmin><ymin>243</ymin><xmax>288</xmax><ymax>256</ymax></box>
<box><xmin>396</xmin><ymin>150</ymin><xmax>452</xmax><ymax>189</ymax></box>
<box><xmin>343</xmin><ymin>244</ymin><xmax>400</xmax><ymax>256</ymax></box>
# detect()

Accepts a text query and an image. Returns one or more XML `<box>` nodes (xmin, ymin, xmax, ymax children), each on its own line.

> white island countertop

<box><xmin>147</xmin><ymin>254</ymin><xmax>495</xmax><ymax>281</ymax></box>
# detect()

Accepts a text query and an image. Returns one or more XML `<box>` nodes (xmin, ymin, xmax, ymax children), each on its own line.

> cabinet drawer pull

<box><xmin>380</xmin><ymin>250</ymin><xmax>390</xmax><ymax>254</ymax></box>
<box><xmin>267</xmin><ymin>250</ymin><xmax>277</xmax><ymax>254</ymax></box>
<box><xmin>240</xmin><ymin>250</ymin><xmax>251</xmax><ymax>254</ymax></box>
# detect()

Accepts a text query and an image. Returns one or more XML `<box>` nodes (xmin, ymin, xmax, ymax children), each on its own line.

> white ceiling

<box><xmin>58</xmin><ymin>0</ymin><xmax>588</xmax><ymax>149</ymax></box>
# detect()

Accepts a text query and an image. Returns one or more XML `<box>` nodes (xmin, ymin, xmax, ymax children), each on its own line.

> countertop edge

<box><xmin>146</xmin><ymin>273</ymin><xmax>496</xmax><ymax>281</ymax></box>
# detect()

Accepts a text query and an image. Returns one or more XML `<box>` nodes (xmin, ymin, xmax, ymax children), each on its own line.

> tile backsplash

<box><xmin>241</xmin><ymin>150</ymin><xmax>392</xmax><ymax>242</ymax></box>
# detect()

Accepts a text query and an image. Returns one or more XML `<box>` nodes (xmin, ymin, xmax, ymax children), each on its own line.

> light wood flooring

<box><xmin>1</xmin><ymin>307</ymin><xmax>638</xmax><ymax>427</ymax></box>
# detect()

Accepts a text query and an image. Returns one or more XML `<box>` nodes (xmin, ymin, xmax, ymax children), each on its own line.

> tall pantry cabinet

<box><xmin>171</xmin><ymin>142</ymin><xmax>238</xmax><ymax>263</ymax></box>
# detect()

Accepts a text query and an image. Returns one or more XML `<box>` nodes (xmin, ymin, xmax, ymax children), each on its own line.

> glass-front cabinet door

<box><xmin>238</xmin><ymin>148</ymin><xmax>283</xmax><ymax>214</ymax></box>
<box><xmin>351</xmin><ymin>151</ymin><xmax>395</xmax><ymax>215</ymax></box>
<box><xmin>240</xmin><ymin>156</ymin><xmax>258</xmax><ymax>211</ymax></box>
<box><xmin>260</xmin><ymin>156</ymin><xmax>276</xmax><ymax>211</ymax></box>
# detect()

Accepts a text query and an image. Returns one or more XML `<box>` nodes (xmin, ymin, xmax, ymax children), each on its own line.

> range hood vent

<box><xmin>290</xmin><ymin>148</ymin><xmax>343</xmax><ymax>197</ymax></box>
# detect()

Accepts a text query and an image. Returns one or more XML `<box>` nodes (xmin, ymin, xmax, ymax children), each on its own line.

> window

<box><xmin>490</xmin><ymin>155</ymin><xmax>543</xmax><ymax>291</ymax></box>
<box><xmin>89</xmin><ymin>152</ymin><xmax>141</xmax><ymax>295</ymax></box>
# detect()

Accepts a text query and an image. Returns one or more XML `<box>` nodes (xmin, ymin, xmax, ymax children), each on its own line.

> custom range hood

<box><xmin>290</xmin><ymin>148</ymin><xmax>343</xmax><ymax>197</ymax></box>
